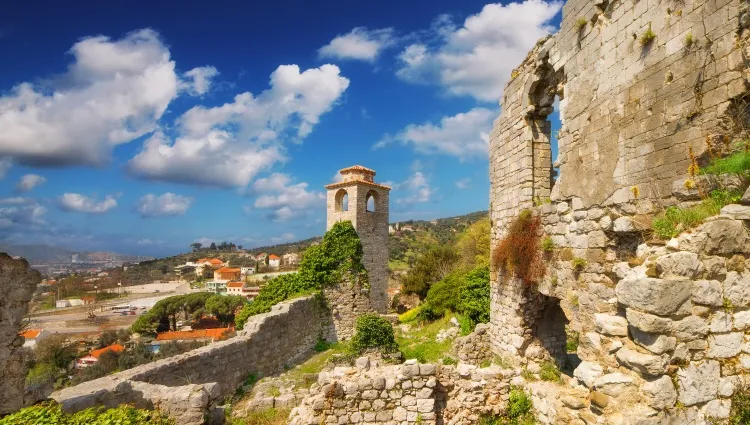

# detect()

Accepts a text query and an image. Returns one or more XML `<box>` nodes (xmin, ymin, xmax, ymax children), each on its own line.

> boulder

<box><xmin>677</xmin><ymin>361</ymin><xmax>720</xmax><ymax>406</ymax></box>
<box><xmin>615</xmin><ymin>347</ymin><xmax>668</xmax><ymax>376</ymax></box>
<box><xmin>573</xmin><ymin>361</ymin><xmax>604</xmax><ymax>388</ymax></box>
<box><xmin>742</xmin><ymin>186</ymin><xmax>750</xmax><ymax>205</ymax></box>
<box><xmin>701</xmin><ymin>220</ymin><xmax>750</xmax><ymax>255</ymax></box>
<box><xmin>720</xmin><ymin>204</ymin><xmax>750</xmax><ymax>220</ymax></box>
<box><xmin>594</xmin><ymin>313</ymin><xmax>629</xmax><ymax>336</ymax></box>
<box><xmin>655</xmin><ymin>252</ymin><xmax>702</xmax><ymax>278</ymax></box>
<box><xmin>707</xmin><ymin>332</ymin><xmax>743</xmax><ymax>358</ymax></box>
<box><xmin>593</xmin><ymin>373</ymin><xmax>635</xmax><ymax>397</ymax></box>
<box><xmin>643</xmin><ymin>376</ymin><xmax>677</xmax><ymax>409</ymax></box>
<box><xmin>615</xmin><ymin>277</ymin><xmax>691</xmax><ymax>315</ymax></box>
<box><xmin>723</xmin><ymin>271</ymin><xmax>750</xmax><ymax>307</ymax></box>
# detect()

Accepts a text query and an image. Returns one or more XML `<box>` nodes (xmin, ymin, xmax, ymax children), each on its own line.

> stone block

<box><xmin>626</xmin><ymin>309</ymin><xmax>673</xmax><ymax>333</ymax></box>
<box><xmin>701</xmin><ymin>220</ymin><xmax>750</xmax><ymax>255</ymax></box>
<box><xmin>574</xmin><ymin>361</ymin><xmax>604</xmax><ymax>388</ymax></box>
<box><xmin>707</xmin><ymin>332</ymin><xmax>743</xmax><ymax>358</ymax></box>
<box><xmin>655</xmin><ymin>252</ymin><xmax>703</xmax><ymax>278</ymax></box>
<box><xmin>615</xmin><ymin>277</ymin><xmax>691</xmax><ymax>315</ymax></box>
<box><xmin>630</xmin><ymin>327</ymin><xmax>677</xmax><ymax>354</ymax></box>
<box><xmin>677</xmin><ymin>361</ymin><xmax>720</xmax><ymax>406</ymax></box>
<box><xmin>594</xmin><ymin>313</ymin><xmax>629</xmax><ymax>336</ymax></box>
<box><xmin>616</xmin><ymin>347</ymin><xmax>668</xmax><ymax>376</ymax></box>
<box><xmin>613</xmin><ymin>217</ymin><xmax>649</xmax><ymax>233</ymax></box>
<box><xmin>593</xmin><ymin>373</ymin><xmax>635</xmax><ymax>397</ymax></box>
<box><xmin>643</xmin><ymin>376</ymin><xmax>677</xmax><ymax>409</ymax></box>
<box><xmin>723</xmin><ymin>271</ymin><xmax>750</xmax><ymax>308</ymax></box>
<box><xmin>721</xmin><ymin>204</ymin><xmax>750</xmax><ymax>220</ymax></box>
<box><xmin>691</xmin><ymin>280</ymin><xmax>722</xmax><ymax>307</ymax></box>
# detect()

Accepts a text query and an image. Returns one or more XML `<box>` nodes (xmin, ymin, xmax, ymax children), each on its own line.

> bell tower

<box><xmin>325</xmin><ymin>165</ymin><xmax>390</xmax><ymax>312</ymax></box>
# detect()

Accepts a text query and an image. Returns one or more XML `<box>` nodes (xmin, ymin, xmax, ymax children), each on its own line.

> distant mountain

<box><xmin>0</xmin><ymin>244</ymin><xmax>75</xmax><ymax>263</ymax></box>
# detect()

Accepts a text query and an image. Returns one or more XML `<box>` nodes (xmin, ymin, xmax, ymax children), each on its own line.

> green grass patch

<box><xmin>539</xmin><ymin>361</ymin><xmax>562</xmax><ymax>383</ymax></box>
<box><xmin>652</xmin><ymin>189</ymin><xmax>743</xmax><ymax>239</ymax></box>
<box><xmin>398</xmin><ymin>306</ymin><xmax>422</xmax><ymax>323</ymax></box>
<box><xmin>701</xmin><ymin>150</ymin><xmax>750</xmax><ymax>176</ymax></box>
<box><xmin>480</xmin><ymin>387</ymin><xmax>536</xmax><ymax>425</ymax></box>
<box><xmin>396</xmin><ymin>315</ymin><xmax>454</xmax><ymax>363</ymax></box>
<box><xmin>227</xmin><ymin>408</ymin><xmax>290</xmax><ymax>425</ymax></box>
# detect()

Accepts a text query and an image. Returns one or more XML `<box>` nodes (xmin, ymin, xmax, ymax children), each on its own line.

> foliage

<box><xmin>729</xmin><ymin>386</ymin><xmax>750</xmax><ymax>424</ymax></box>
<box><xmin>575</xmin><ymin>17</ymin><xmax>587</xmax><ymax>30</ymax></box>
<box><xmin>0</xmin><ymin>402</ymin><xmax>174</xmax><ymax>425</ymax></box>
<box><xmin>205</xmin><ymin>294</ymin><xmax>246</xmax><ymax>325</ymax></box>
<box><xmin>398</xmin><ymin>307</ymin><xmax>422</xmax><ymax>323</ymax></box>
<box><xmin>639</xmin><ymin>23</ymin><xmax>656</xmax><ymax>46</ymax></box>
<box><xmin>652</xmin><ymin>189</ymin><xmax>743</xmax><ymax>239</ymax></box>
<box><xmin>401</xmin><ymin>246</ymin><xmax>459</xmax><ymax>299</ymax></box>
<box><xmin>457</xmin><ymin>265</ymin><xmax>491</xmax><ymax>325</ymax></box>
<box><xmin>684</xmin><ymin>32</ymin><xmax>694</xmax><ymax>47</ymax></box>
<box><xmin>571</xmin><ymin>258</ymin><xmax>587</xmax><ymax>269</ymax></box>
<box><xmin>236</xmin><ymin>221</ymin><xmax>367</xmax><ymax>329</ymax></box>
<box><xmin>131</xmin><ymin>292</ymin><xmax>223</xmax><ymax>335</ymax></box>
<box><xmin>480</xmin><ymin>388</ymin><xmax>535</xmax><ymax>425</ymax></box>
<box><xmin>420</xmin><ymin>270</ymin><xmax>464</xmax><ymax>319</ymax></box>
<box><xmin>442</xmin><ymin>356</ymin><xmax>458</xmax><ymax>365</ymax></box>
<box><xmin>566</xmin><ymin>328</ymin><xmax>580</xmax><ymax>353</ymax></box>
<box><xmin>396</xmin><ymin>315</ymin><xmax>454</xmax><ymax>363</ymax></box>
<box><xmin>97</xmin><ymin>329</ymin><xmax>132</xmax><ymax>348</ymax></box>
<box><xmin>539</xmin><ymin>361</ymin><xmax>562</xmax><ymax>383</ymax></box>
<box><xmin>541</xmin><ymin>237</ymin><xmax>555</xmax><ymax>252</ymax></box>
<box><xmin>228</xmin><ymin>408</ymin><xmax>290</xmax><ymax>425</ymax></box>
<box><xmin>35</xmin><ymin>334</ymin><xmax>77</xmax><ymax>370</ymax></box>
<box><xmin>351</xmin><ymin>314</ymin><xmax>399</xmax><ymax>354</ymax></box>
<box><xmin>701</xmin><ymin>150</ymin><xmax>750</xmax><ymax>176</ymax></box>
<box><xmin>455</xmin><ymin>217</ymin><xmax>491</xmax><ymax>268</ymax></box>
<box><xmin>314</xmin><ymin>337</ymin><xmax>332</xmax><ymax>352</ymax></box>
<box><xmin>492</xmin><ymin>210</ymin><xmax>544</xmax><ymax>285</ymax></box>
<box><xmin>26</xmin><ymin>362</ymin><xmax>59</xmax><ymax>387</ymax></box>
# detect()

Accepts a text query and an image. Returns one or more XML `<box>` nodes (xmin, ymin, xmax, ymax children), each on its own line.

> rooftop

<box><xmin>20</xmin><ymin>329</ymin><xmax>42</xmax><ymax>339</ymax></box>
<box><xmin>156</xmin><ymin>328</ymin><xmax>230</xmax><ymax>341</ymax></box>
<box><xmin>89</xmin><ymin>343</ymin><xmax>125</xmax><ymax>359</ymax></box>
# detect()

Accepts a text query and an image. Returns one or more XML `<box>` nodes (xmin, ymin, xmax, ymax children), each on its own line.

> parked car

<box><xmin>119</xmin><ymin>311</ymin><xmax>128</xmax><ymax>316</ymax></box>
<box><xmin>128</xmin><ymin>311</ymin><xmax>136</xmax><ymax>315</ymax></box>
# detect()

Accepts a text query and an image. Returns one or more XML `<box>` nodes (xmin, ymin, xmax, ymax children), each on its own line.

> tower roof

<box><xmin>339</xmin><ymin>165</ymin><xmax>375</xmax><ymax>175</ymax></box>
<box><xmin>326</xmin><ymin>165</ymin><xmax>390</xmax><ymax>190</ymax></box>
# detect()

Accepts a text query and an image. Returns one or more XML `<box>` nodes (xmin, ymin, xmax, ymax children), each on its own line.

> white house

<box><xmin>240</xmin><ymin>266</ymin><xmax>255</xmax><ymax>277</ymax></box>
<box><xmin>20</xmin><ymin>329</ymin><xmax>50</xmax><ymax>348</ymax></box>
<box><xmin>268</xmin><ymin>254</ymin><xmax>281</xmax><ymax>269</ymax></box>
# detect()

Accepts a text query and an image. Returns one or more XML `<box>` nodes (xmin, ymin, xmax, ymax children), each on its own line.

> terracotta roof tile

<box><xmin>156</xmin><ymin>328</ymin><xmax>230</xmax><ymax>341</ymax></box>
<box><xmin>340</xmin><ymin>165</ymin><xmax>375</xmax><ymax>174</ymax></box>
<box><xmin>268</xmin><ymin>254</ymin><xmax>280</xmax><ymax>260</ymax></box>
<box><xmin>20</xmin><ymin>329</ymin><xmax>41</xmax><ymax>339</ymax></box>
<box><xmin>227</xmin><ymin>281</ymin><xmax>245</xmax><ymax>288</ymax></box>
<box><xmin>89</xmin><ymin>343</ymin><xmax>125</xmax><ymax>358</ymax></box>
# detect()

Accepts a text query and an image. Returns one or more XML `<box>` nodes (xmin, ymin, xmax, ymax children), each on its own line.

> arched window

<box><xmin>335</xmin><ymin>189</ymin><xmax>349</xmax><ymax>212</ymax></box>
<box><xmin>366</xmin><ymin>191</ymin><xmax>376</xmax><ymax>212</ymax></box>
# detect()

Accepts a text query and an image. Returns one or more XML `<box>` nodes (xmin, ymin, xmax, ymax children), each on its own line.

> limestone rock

<box><xmin>615</xmin><ymin>277</ymin><xmax>691</xmax><ymax>315</ymax></box>
<box><xmin>673</xmin><ymin>315</ymin><xmax>709</xmax><ymax>341</ymax></box>
<box><xmin>594</xmin><ymin>313</ymin><xmax>629</xmax><ymax>336</ymax></box>
<box><xmin>590</xmin><ymin>391</ymin><xmax>609</xmax><ymax>408</ymax></box>
<box><xmin>701</xmin><ymin>220</ymin><xmax>750</xmax><ymax>255</ymax></box>
<box><xmin>642</xmin><ymin>376</ymin><xmax>677</xmax><ymax>409</ymax></box>
<box><xmin>707</xmin><ymin>332</ymin><xmax>743</xmax><ymax>358</ymax></box>
<box><xmin>691</xmin><ymin>280</ymin><xmax>723</xmax><ymax>307</ymax></box>
<box><xmin>593</xmin><ymin>373</ymin><xmax>635</xmax><ymax>397</ymax></box>
<box><xmin>677</xmin><ymin>361</ymin><xmax>720</xmax><ymax>406</ymax></box>
<box><xmin>613</xmin><ymin>217</ymin><xmax>649</xmax><ymax>233</ymax></box>
<box><xmin>723</xmin><ymin>271</ymin><xmax>750</xmax><ymax>308</ymax></box>
<box><xmin>655</xmin><ymin>252</ymin><xmax>702</xmax><ymax>278</ymax></box>
<box><xmin>574</xmin><ymin>361</ymin><xmax>604</xmax><ymax>388</ymax></box>
<box><xmin>742</xmin><ymin>186</ymin><xmax>750</xmax><ymax>205</ymax></box>
<box><xmin>630</xmin><ymin>327</ymin><xmax>677</xmax><ymax>354</ymax></box>
<box><xmin>721</xmin><ymin>204</ymin><xmax>750</xmax><ymax>220</ymax></box>
<box><xmin>626</xmin><ymin>309</ymin><xmax>673</xmax><ymax>333</ymax></box>
<box><xmin>704</xmin><ymin>399</ymin><xmax>731</xmax><ymax>420</ymax></box>
<box><xmin>615</xmin><ymin>347</ymin><xmax>668</xmax><ymax>376</ymax></box>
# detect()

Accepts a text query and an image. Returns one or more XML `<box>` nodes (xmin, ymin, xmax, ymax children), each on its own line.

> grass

<box><xmin>399</xmin><ymin>307</ymin><xmax>422</xmax><ymax>323</ymax></box>
<box><xmin>701</xmin><ymin>150</ymin><xmax>750</xmax><ymax>176</ymax></box>
<box><xmin>730</xmin><ymin>386</ymin><xmax>750</xmax><ymax>424</ymax></box>
<box><xmin>566</xmin><ymin>328</ymin><xmax>580</xmax><ymax>353</ymax></box>
<box><xmin>575</xmin><ymin>17</ymin><xmax>587</xmax><ymax>31</ymax></box>
<box><xmin>652</xmin><ymin>189</ymin><xmax>743</xmax><ymax>239</ymax></box>
<box><xmin>539</xmin><ymin>361</ymin><xmax>562</xmax><ymax>383</ymax></box>
<box><xmin>227</xmin><ymin>408</ymin><xmax>290</xmax><ymax>425</ymax></box>
<box><xmin>541</xmin><ymin>237</ymin><xmax>555</xmax><ymax>252</ymax></box>
<box><xmin>480</xmin><ymin>387</ymin><xmax>536</xmax><ymax>425</ymax></box>
<box><xmin>639</xmin><ymin>23</ymin><xmax>656</xmax><ymax>45</ymax></box>
<box><xmin>571</xmin><ymin>258</ymin><xmax>587</xmax><ymax>269</ymax></box>
<box><xmin>396</xmin><ymin>315</ymin><xmax>454</xmax><ymax>363</ymax></box>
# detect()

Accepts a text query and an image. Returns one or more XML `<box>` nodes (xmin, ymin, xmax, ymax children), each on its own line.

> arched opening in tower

<box><xmin>335</xmin><ymin>189</ymin><xmax>349</xmax><ymax>212</ymax></box>
<box><xmin>366</xmin><ymin>191</ymin><xmax>376</xmax><ymax>212</ymax></box>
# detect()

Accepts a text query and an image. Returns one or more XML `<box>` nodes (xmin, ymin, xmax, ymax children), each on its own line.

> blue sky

<box><xmin>0</xmin><ymin>0</ymin><xmax>562</xmax><ymax>256</ymax></box>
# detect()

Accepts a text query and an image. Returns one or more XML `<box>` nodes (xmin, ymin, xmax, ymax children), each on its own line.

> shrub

<box><xmin>639</xmin><ymin>23</ymin><xmax>656</xmax><ymax>46</ymax></box>
<box><xmin>566</xmin><ymin>328</ymin><xmax>580</xmax><ymax>353</ymax></box>
<box><xmin>539</xmin><ymin>361</ymin><xmax>562</xmax><ymax>383</ymax></box>
<box><xmin>401</xmin><ymin>246</ymin><xmax>459</xmax><ymax>299</ymax></box>
<box><xmin>0</xmin><ymin>402</ymin><xmax>174</xmax><ymax>425</ymax></box>
<box><xmin>492</xmin><ymin>210</ymin><xmax>544</xmax><ymax>285</ymax></box>
<box><xmin>684</xmin><ymin>32</ymin><xmax>694</xmax><ymax>47</ymax></box>
<box><xmin>571</xmin><ymin>258</ymin><xmax>587</xmax><ymax>270</ymax></box>
<box><xmin>314</xmin><ymin>337</ymin><xmax>332</xmax><ymax>352</ymax></box>
<box><xmin>652</xmin><ymin>189</ymin><xmax>743</xmax><ymax>239</ymax></box>
<box><xmin>479</xmin><ymin>387</ymin><xmax>535</xmax><ymax>425</ymax></box>
<box><xmin>442</xmin><ymin>356</ymin><xmax>458</xmax><ymax>365</ymax></box>
<box><xmin>730</xmin><ymin>386</ymin><xmax>750</xmax><ymax>424</ymax></box>
<box><xmin>351</xmin><ymin>314</ymin><xmax>398</xmax><ymax>354</ymax></box>
<box><xmin>457</xmin><ymin>265</ymin><xmax>491</xmax><ymax>325</ymax></box>
<box><xmin>421</xmin><ymin>270</ymin><xmax>465</xmax><ymax>318</ymax></box>
<box><xmin>235</xmin><ymin>273</ymin><xmax>307</xmax><ymax>329</ymax></box>
<box><xmin>398</xmin><ymin>307</ymin><xmax>421</xmax><ymax>323</ymax></box>
<box><xmin>541</xmin><ymin>237</ymin><xmax>555</xmax><ymax>252</ymax></box>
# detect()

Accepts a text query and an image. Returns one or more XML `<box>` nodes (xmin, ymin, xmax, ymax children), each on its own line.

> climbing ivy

<box><xmin>236</xmin><ymin>221</ymin><xmax>367</xmax><ymax>329</ymax></box>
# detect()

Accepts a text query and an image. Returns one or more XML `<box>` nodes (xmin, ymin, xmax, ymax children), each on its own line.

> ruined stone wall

<box><xmin>52</xmin><ymin>296</ymin><xmax>330</xmax><ymax>422</ymax></box>
<box><xmin>0</xmin><ymin>253</ymin><xmax>41</xmax><ymax>415</ymax></box>
<box><xmin>324</xmin><ymin>282</ymin><xmax>374</xmax><ymax>341</ymax></box>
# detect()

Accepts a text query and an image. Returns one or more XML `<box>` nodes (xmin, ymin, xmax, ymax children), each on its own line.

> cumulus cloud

<box><xmin>16</xmin><ymin>174</ymin><xmax>46</xmax><ymax>192</ymax></box>
<box><xmin>318</xmin><ymin>27</ymin><xmax>396</xmax><ymax>61</ymax></box>
<box><xmin>393</xmin><ymin>172</ymin><xmax>434</xmax><ymax>205</ymax></box>
<box><xmin>375</xmin><ymin>107</ymin><xmax>495</xmax><ymax>159</ymax></box>
<box><xmin>0</xmin><ymin>197</ymin><xmax>31</xmax><ymax>205</ymax></box>
<box><xmin>58</xmin><ymin>193</ymin><xmax>117</xmax><ymax>213</ymax></box>
<box><xmin>396</xmin><ymin>1</ymin><xmax>562</xmax><ymax>102</ymax></box>
<box><xmin>136</xmin><ymin>193</ymin><xmax>193</xmax><ymax>217</ymax></box>
<box><xmin>184</xmin><ymin>66</ymin><xmax>219</xmax><ymax>95</ymax></box>
<box><xmin>128</xmin><ymin>64</ymin><xmax>349</xmax><ymax>187</ymax></box>
<box><xmin>0</xmin><ymin>29</ymin><xmax>181</xmax><ymax>166</ymax></box>
<box><xmin>251</xmin><ymin>173</ymin><xmax>325</xmax><ymax>221</ymax></box>
<box><xmin>0</xmin><ymin>200</ymin><xmax>47</xmax><ymax>230</ymax></box>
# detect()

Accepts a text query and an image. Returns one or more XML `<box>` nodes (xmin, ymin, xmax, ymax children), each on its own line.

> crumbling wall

<box><xmin>324</xmin><ymin>282</ymin><xmax>375</xmax><ymax>341</ymax></box>
<box><xmin>0</xmin><ymin>253</ymin><xmax>41</xmax><ymax>415</ymax></box>
<box><xmin>52</xmin><ymin>296</ymin><xmax>331</xmax><ymax>422</ymax></box>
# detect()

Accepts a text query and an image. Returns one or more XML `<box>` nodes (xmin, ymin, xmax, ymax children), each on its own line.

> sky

<box><xmin>0</xmin><ymin>0</ymin><xmax>563</xmax><ymax>257</ymax></box>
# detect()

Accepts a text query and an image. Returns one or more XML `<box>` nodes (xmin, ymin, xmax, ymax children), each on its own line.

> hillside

<box><xmin>103</xmin><ymin>211</ymin><xmax>488</xmax><ymax>286</ymax></box>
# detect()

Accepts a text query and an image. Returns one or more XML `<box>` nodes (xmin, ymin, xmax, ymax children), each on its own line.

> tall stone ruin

<box><xmin>325</xmin><ymin>165</ymin><xmax>391</xmax><ymax>313</ymax></box>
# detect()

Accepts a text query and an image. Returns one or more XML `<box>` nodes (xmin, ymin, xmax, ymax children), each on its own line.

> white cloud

<box><xmin>0</xmin><ymin>197</ymin><xmax>31</xmax><ymax>205</ymax></box>
<box><xmin>271</xmin><ymin>232</ymin><xmax>296</xmax><ymax>244</ymax></box>
<box><xmin>375</xmin><ymin>107</ymin><xmax>495</xmax><ymax>159</ymax></box>
<box><xmin>0</xmin><ymin>198</ymin><xmax>47</xmax><ymax>230</ymax></box>
<box><xmin>0</xmin><ymin>158</ymin><xmax>11</xmax><ymax>179</ymax></box>
<box><xmin>455</xmin><ymin>178</ymin><xmax>471</xmax><ymax>189</ymax></box>
<box><xmin>16</xmin><ymin>174</ymin><xmax>46</xmax><ymax>192</ymax></box>
<box><xmin>318</xmin><ymin>27</ymin><xmax>396</xmax><ymax>61</ymax></box>
<box><xmin>128</xmin><ymin>64</ymin><xmax>349</xmax><ymax>187</ymax></box>
<box><xmin>136</xmin><ymin>193</ymin><xmax>193</xmax><ymax>217</ymax></box>
<box><xmin>184</xmin><ymin>66</ymin><xmax>219</xmax><ymax>95</ymax></box>
<box><xmin>393</xmin><ymin>172</ymin><xmax>434</xmax><ymax>205</ymax></box>
<box><xmin>58</xmin><ymin>193</ymin><xmax>117</xmax><ymax>213</ymax></box>
<box><xmin>0</xmin><ymin>29</ymin><xmax>181</xmax><ymax>166</ymax></box>
<box><xmin>396</xmin><ymin>1</ymin><xmax>562</xmax><ymax>102</ymax></box>
<box><xmin>251</xmin><ymin>173</ymin><xmax>325</xmax><ymax>221</ymax></box>
<box><xmin>136</xmin><ymin>238</ymin><xmax>164</xmax><ymax>246</ymax></box>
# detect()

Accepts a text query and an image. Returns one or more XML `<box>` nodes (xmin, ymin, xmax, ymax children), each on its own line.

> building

<box><xmin>268</xmin><ymin>254</ymin><xmax>281</xmax><ymax>269</ymax></box>
<box><xmin>254</xmin><ymin>253</ymin><xmax>268</xmax><ymax>264</ymax></box>
<box><xmin>206</xmin><ymin>280</ymin><xmax>228</xmax><ymax>295</ymax></box>
<box><xmin>282</xmin><ymin>252</ymin><xmax>300</xmax><ymax>266</ymax></box>
<box><xmin>240</xmin><ymin>266</ymin><xmax>255</xmax><ymax>277</ymax></box>
<box><xmin>173</xmin><ymin>263</ymin><xmax>198</xmax><ymax>277</ymax></box>
<box><xmin>75</xmin><ymin>343</ymin><xmax>125</xmax><ymax>369</ymax></box>
<box><xmin>241</xmin><ymin>284</ymin><xmax>261</xmax><ymax>300</ymax></box>
<box><xmin>325</xmin><ymin>165</ymin><xmax>390</xmax><ymax>312</ymax></box>
<box><xmin>154</xmin><ymin>328</ymin><xmax>231</xmax><ymax>345</ymax></box>
<box><xmin>214</xmin><ymin>267</ymin><xmax>241</xmax><ymax>281</ymax></box>
<box><xmin>19</xmin><ymin>329</ymin><xmax>50</xmax><ymax>348</ymax></box>
<box><xmin>226</xmin><ymin>281</ymin><xmax>245</xmax><ymax>296</ymax></box>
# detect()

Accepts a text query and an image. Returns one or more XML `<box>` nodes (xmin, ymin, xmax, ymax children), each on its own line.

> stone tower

<box><xmin>325</xmin><ymin>165</ymin><xmax>390</xmax><ymax>313</ymax></box>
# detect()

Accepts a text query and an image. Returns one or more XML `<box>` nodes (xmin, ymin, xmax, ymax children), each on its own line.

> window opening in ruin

<box><xmin>550</xmin><ymin>95</ymin><xmax>562</xmax><ymax>185</ymax></box>
<box><xmin>335</xmin><ymin>189</ymin><xmax>349</xmax><ymax>212</ymax></box>
<box><xmin>530</xmin><ymin>293</ymin><xmax>578</xmax><ymax>372</ymax></box>
<box><xmin>366</xmin><ymin>191</ymin><xmax>376</xmax><ymax>212</ymax></box>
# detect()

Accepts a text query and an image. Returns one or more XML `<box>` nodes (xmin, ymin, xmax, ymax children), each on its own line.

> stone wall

<box><xmin>324</xmin><ymin>282</ymin><xmax>374</xmax><ymax>341</ymax></box>
<box><xmin>52</xmin><ymin>296</ymin><xmax>331</xmax><ymax>423</ymax></box>
<box><xmin>0</xmin><ymin>253</ymin><xmax>41</xmax><ymax>415</ymax></box>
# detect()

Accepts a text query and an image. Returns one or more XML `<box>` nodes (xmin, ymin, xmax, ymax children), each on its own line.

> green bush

<box><xmin>235</xmin><ymin>273</ymin><xmax>308</xmax><ymax>329</ymax></box>
<box><xmin>422</xmin><ymin>270</ymin><xmax>464</xmax><ymax>317</ymax></box>
<box><xmin>479</xmin><ymin>387</ymin><xmax>535</xmax><ymax>425</ymax></box>
<box><xmin>351</xmin><ymin>314</ymin><xmax>398</xmax><ymax>354</ymax></box>
<box><xmin>398</xmin><ymin>307</ymin><xmax>422</xmax><ymax>323</ymax></box>
<box><xmin>730</xmin><ymin>386</ymin><xmax>750</xmax><ymax>424</ymax></box>
<box><xmin>401</xmin><ymin>246</ymin><xmax>459</xmax><ymax>299</ymax></box>
<box><xmin>457</xmin><ymin>265</ymin><xmax>490</xmax><ymax>325</ymax></box>
<box><xmin>652</xmin><ymin>189</ymin><xmax>743</xmax><ymax>239</ymax></box>
<box><xmin>0</xmin><ymin>402</ymin><xmax>174</xmax><ymax>425</ymax></box>
<box><xmin>539</xmin><ymin>361</ymin><xmax>561</xmax><ymax>383</ymax></box>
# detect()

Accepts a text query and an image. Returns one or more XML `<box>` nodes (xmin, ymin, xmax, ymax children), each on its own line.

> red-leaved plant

<box><xmin>492</xmin><ymin>210</ymin><xmax>545</xmax><ymax>285</ymax></box>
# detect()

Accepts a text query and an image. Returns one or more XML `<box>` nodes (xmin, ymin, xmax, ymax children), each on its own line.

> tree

<box><xmin>190</xmin><ymin>242</ymin><xmax>203</xmax><ymax>252</ymax></box>
<box><xmin>401</xmin><ymin>246</ymin><xmax>459</xmax><ymax>299</ymax></box>
<box><xmin>205</xmin><ymin>295</ymin><xmax>246</xmax><ymax>325</ymax></box>
<box><xmin>35</xmin><ymin>335</ymin><xmax>77</xmax><ymax>370</ymax></box>
<box><xmin>210</xmin><ymin>242</ymin><xmax>217</xmax><ymax>250</ymax></box>
<box><xmin>455</xmin><ymin>217</ymin><xmax>491</xmax><ymax>268</ymax></box>
<box><xmin>458</xmin><ymin>265</ymin><xmax>491</xmax><ymax>324</ymax></box>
